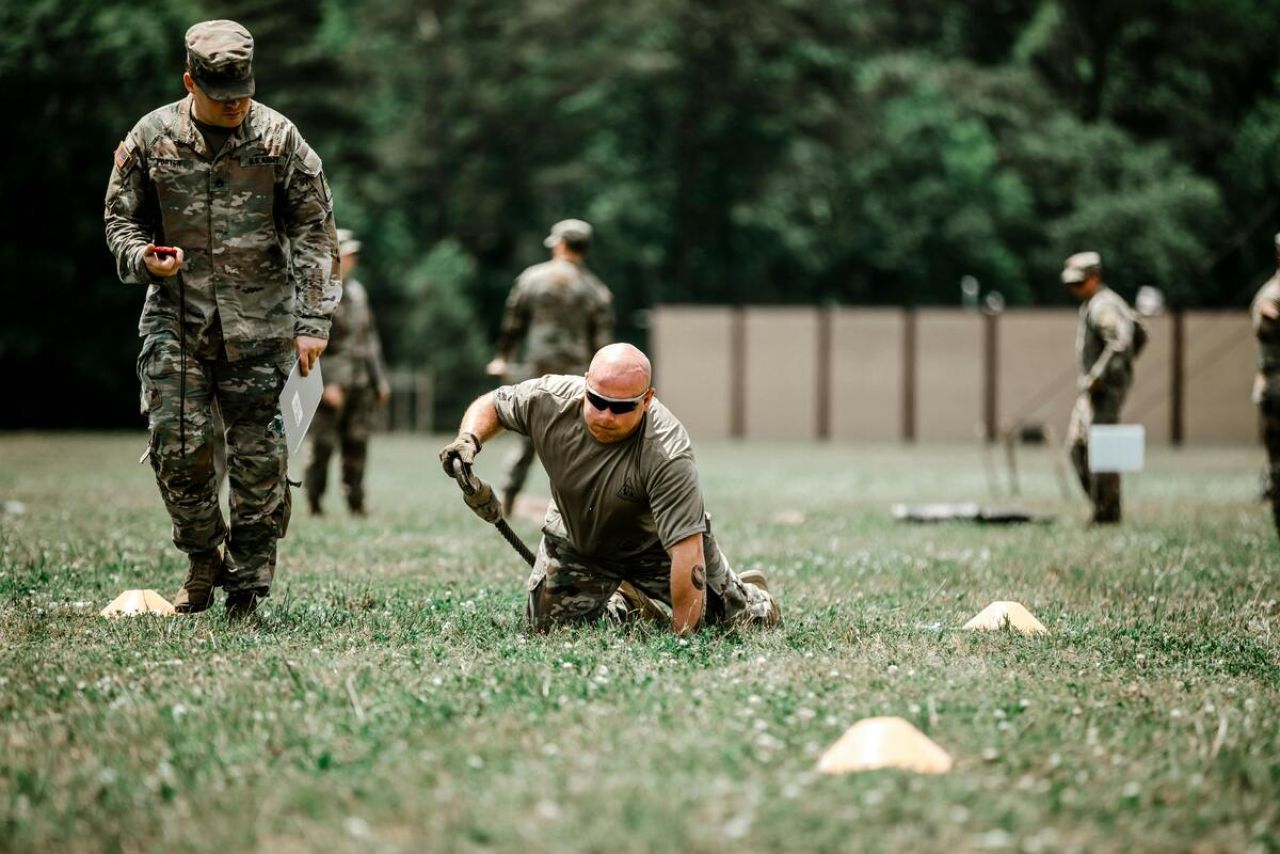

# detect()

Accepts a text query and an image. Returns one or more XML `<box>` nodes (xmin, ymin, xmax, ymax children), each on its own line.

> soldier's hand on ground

<box><xmin>322</xmin><ymin>383</ymin><xmax>345</xmax><ymax>409</ymax></box>
<box><xmin>377</xmin><ymin>380</ymin><xmax>391</xmax><ymax>405</ymax></box>
<box><xmin>143</xmin><ymin>245</ymin><xmax>184</xmax><ymax>278</ymax></box>
<box><xmin>485</xmin><ymin>358</ymin><xmax>508</xmax><ymax>378</ymax></box>
<box><xmin>439</xmin><ymin>432</ymin><xmax>481</xmax><ymax>479</ymax></box>
<box><xmin>294</xmin><ymin>336</ymin><xmax>327</xmax><ymax>376</ymax></box>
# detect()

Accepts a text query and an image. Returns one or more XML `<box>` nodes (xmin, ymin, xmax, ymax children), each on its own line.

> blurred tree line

<box><xmin>5</xmin><ymin>0</ymin><xmax>1280</xmax><ymax>427</ymax></box>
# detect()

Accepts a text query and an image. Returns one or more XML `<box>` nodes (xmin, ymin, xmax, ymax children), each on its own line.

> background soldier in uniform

<box><xmin>1063</xmin><ymin>251</ymin><xmax>1140</xmax><ymax>525</ymax></box>
<box><xmin>104</xmin><ymin>20</ymin><xmax>341</xmax><ymax>618</ymax></box>
<box><xmin>441</xmin><ymin>343</ymin><xmax>780</xmax><ymax>635</ymax></box>
<box><xmin>486</xmin><ymin>219</ymin><xmax>613</xmax><ymax>517</ymax></box>
<box><xmin>304</xmin><ymin>229</ymin><xmax>390</xmax><ymax>516</ymax></box>
<box><xmin>1250</xmin><ymin>232</ymin><xmax>1280</xmax><ymax>538</ymax></box>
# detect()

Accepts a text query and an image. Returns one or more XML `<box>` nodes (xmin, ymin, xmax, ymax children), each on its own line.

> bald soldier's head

<box><xmin>582</xmin><ymin>344</ymin><xmax>656</xmax><ymax>444</ymax></box>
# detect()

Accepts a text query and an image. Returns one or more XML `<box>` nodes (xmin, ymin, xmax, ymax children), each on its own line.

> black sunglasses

<box><xmin>585</xmin><ymin>387</ymin><xmax>647</xmax><ymax>415</ymax></box>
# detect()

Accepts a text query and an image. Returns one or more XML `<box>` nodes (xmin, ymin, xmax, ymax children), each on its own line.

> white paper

<box><xmin>279</xmin><ymin>359</ymin><xmax>324</xmax><ymax>456</ymax></box>
<box><xmin>1088</xmin><ymin>424</ymin><xmax>1145</xmax><ymax>472</ymax></box>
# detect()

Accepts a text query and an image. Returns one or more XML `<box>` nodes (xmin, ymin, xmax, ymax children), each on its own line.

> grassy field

<box><xmin>1</xmin><ymin>432</ymin><xmax>1277</xmax><ymax>853</ymax></box>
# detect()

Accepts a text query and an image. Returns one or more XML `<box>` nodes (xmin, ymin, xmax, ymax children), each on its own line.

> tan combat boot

<box><xmin>173</xmin><ymin>550</ymin><xmax>223</xmax><ymax>614</ymax></box>
<box><xmin>616</xmin><ymin>581</ymin><xmax>669</xmax><ymax>624</ymax></box>
<box><xmin>738</xmin><ymin>569</ymin><xmax>782</xmax><ymax>626</ymax></box>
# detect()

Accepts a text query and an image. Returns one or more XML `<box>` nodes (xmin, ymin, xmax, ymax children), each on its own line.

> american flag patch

<box><xmin>113</xmin><ymin>141</ymin><xmax>132</xmax><ymax>171</ymax></box>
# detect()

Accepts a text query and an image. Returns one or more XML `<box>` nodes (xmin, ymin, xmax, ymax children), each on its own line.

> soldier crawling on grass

<box><xmin>440</xmin><ymin>343</ymin><xmax>780</xmax><ymax>635</ymax></box>
<box><xmin>104</xmin><ymin>20</ymin><xmax>341</xmax><ymax>619</ymax></box>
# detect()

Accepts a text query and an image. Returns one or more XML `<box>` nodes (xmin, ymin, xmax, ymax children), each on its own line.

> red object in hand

<box><xmin>152</xmin><ymin>246</ymin><xmax>179</xmax><ymax>258</ymax></box>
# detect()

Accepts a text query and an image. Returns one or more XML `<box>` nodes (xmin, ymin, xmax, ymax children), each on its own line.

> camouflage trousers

<box><xmin>499</xmin><ymin>435</ymin><xmax>538</xmax><ymax>505</ymax></box>
<box><xmin>1259</xmin><ymin>392</ymin><xmax>1280</xmax><ymax>538</ymax></box>
<box><xmin>138</xmin><ymin>332</ymin><xmax>291</xmax><ymax>595</ymax></box>
<box><xmin>1067</xmin><ymin>385</ymin><xmax>1128</xmax><ymax>524</ymax></box>
<box><xmin>525</xmin><ymin>518</ymin><xmax>778</xmax><ymax>632</ymax></box>
<box><xmin>304</xmin><ymin>384</ymin><xmax>378</xmax><ymax>512</ymax></box>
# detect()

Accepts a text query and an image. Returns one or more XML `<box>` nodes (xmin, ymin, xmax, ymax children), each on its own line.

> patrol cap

<box><xmin>186</xmin><ymin>20</ymin><xmax>255</xmax><ymax>101</ymax></box>
<box><xmin>336</xmin><ymin>228</ymin><xmax>362</xmax><ymax>256</ymax></box>
<box><xmin>1061</xmin><ymin>250</ymin><xmax>1101</xmax><ymax>284</ymax></box>
<box><xmin>543</xmin><ymin>219</ymin><xmax>593</xmax><ymax>248</ymax></box>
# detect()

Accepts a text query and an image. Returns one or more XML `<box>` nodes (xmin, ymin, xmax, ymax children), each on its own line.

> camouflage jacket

<box><xmin>493</xmin><ymin>259</ymin><xmax>614</xmax><ymax>376</ymax></box>
<box><xmin>1250</xmin><ymin>273</ymin><xmax>1280</xmax><ymax>402</ymax></box>
<box><xmin>1076</xmin><ymin>285</ymin><xmax>1135</xmax><ymax>393</ymax></box>
<box><xmin>104</xmin><ymin>96</ymin><xmax>341</xmax><ymax>361</ymax></box>
<box><xmin>323</xmin><ymin>277</ymin><xmax>387</xmax><ymax>390</ymax></box>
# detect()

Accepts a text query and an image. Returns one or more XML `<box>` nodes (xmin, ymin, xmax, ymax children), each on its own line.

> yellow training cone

<box><xmin>816</xmin><ymin>716</ymin><xmax>953</xmax><ymax>775</ymax></box>
<box><xmin>963</xmin><ymin>601</ymin><xmax>1047</xmax><ymax>635</ymax></box>
<box><xmin>100</xmin><ymin>589</ymin><xmax>176</xmax><ymax>618</ymax></box>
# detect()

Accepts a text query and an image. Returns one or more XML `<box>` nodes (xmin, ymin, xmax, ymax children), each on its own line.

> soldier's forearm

<box><xmin>459</xmin><ymin>393</ymin><xmax>505</xmax><ymax>446</ymax></box>
<box><xmin>668</xmin><ymin>534</ymin><xmax>706</xmax><ymax>636</ymax></box>
<box><xmin>1086</xmin><ymin>344</ymin><xmax>1125</xmax><ymax>387</ymax></box>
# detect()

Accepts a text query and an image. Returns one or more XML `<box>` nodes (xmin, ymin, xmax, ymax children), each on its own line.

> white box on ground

<box><xmin>1088</xmin><ymin>424</ymin><xmax>1145</xmax><ymax>472</ymax></box>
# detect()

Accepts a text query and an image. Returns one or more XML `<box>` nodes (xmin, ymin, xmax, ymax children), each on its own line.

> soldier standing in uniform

<box><xmin>1063</xmin><ymin>251</ymin><xmax>1138</xmax><ymax>525</ymax></box>
<box><xmin>304</xmin><ymin>229</ymin><xmax>390</xmax><ymax>516</ymax></box>
<box><xmin>486</xmin><ymin>219</ymin><xmax>613</xmax><ymax>517</ymax></box>
<box><xmin>440</xmin><ymin>343</ymin><xmax>780</xmax><ymax>635</ymax></box>
<box><xmin>1250</xmin><ymin>233</ymin><xmax>1280</xmax><ymax>538</ymax></box>
<box><xmin>104</xmin><ymin>20</ymin><xmax>341</xmax><ymax>618</ymax></box>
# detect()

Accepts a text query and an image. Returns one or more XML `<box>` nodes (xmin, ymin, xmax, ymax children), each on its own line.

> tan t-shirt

<box><xmin>493</xmin><ymin>374</ymin><xmax>706</xmax><ymax>558</ymax></box>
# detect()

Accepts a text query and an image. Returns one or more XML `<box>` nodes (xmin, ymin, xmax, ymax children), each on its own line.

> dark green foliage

<box><xmin>4</xmin><ymin>0</ymin><xmax>1280</xmax><ymax>426</ymax></box>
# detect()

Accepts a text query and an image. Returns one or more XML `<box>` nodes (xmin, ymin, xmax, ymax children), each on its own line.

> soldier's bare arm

<box><xmin>668</xmin><ymin>532</ymin><xmax>707</xmax><ymax>635</ymax></box>
<box><xmin>458</xmin><ymin>392</ymin><xmax>505</xmax><ymax>445</ymax></box>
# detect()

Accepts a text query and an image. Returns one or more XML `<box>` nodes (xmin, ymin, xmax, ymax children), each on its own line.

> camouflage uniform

<box><xmin>304</xmin><ymin>273</ymin><xmax>388</xmax><ymax>514</ymax></box>
<box><xmin>104</xmin><ymin>80</ymin><xmax>340</xmax><ymax>600</ymax></box>
<box><xmin>493</xmin><ymin>375</ymin><xmax>778</xmax><ymax>631</ymax></box>
<box><xmin>492</xmin><ymin>254</ymin><xmax>613</xmax><ymax>509</ymax></box>
<box><xmin>1250</xmin><ymin>270</ymin><xmax>1280</xmax><ymax>536</ymax></box>
<box><xmin>1066</xmin><ymin>284</ymin><xmax>1136</xmax><ymax>523</ymax></box>
<box><xmin>527</xmin><ymin>516</ymin><xmax>773</xmax><ymax>631</ymax></box>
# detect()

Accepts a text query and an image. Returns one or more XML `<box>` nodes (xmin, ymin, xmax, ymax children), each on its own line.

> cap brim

<box><xmin>1061</xmin><ymin>271</ymin><xmax>1086</xmax><ymax>284</ymax></box>
<box><xmin>194</xmin><ymin>73</ymin><xmax>255</xmax><ymax>101</ymax></box>
<box><xmin>543</xmin><ymin>234</ymin><xmax>559</xmax><ymax>248</ymax></box>
<box><xmin>340</xmin><ymin>241</ymin><xmax>362</xmax><ymax>255</ymax></box>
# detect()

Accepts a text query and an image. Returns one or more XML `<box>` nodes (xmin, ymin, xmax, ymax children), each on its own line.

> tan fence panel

<box><xmin>745</xmin><ymin>308</ymin><xmax>819</xmax><ymax>439</ymax></box>
<box><xmin>1184</xmin><ymin>312</ymin><xmax>1256</xmax><ymax>443</ymax></box>
<box><xmin>650</xmin><ymin>306</ymin><xmax>734</xmax><ymax>440</ymax></box>
<box><xmin>916</xmin><ymin>310</ymin><xmax>983</xmax><ymax>441</ymax></box>
<box><xmin>830</xmin><ymin>308</ymin><xmax>903</xmax><ymax>440</ymax></box>
<box><xmin>649</xmin><ymin>305</ymin><xmax>1259</xmax><ymax>445</ymax></box>
<box><xmin>997</xmin><ymin>310</ymin><xmax>1076</xmax><ymax>439</ymax></box>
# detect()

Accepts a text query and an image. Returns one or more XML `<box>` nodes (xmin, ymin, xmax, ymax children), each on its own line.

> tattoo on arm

<box><xmin>691</xmin><ymin>564</ymin><xmax>706</xmax><ymax>592</ymax></box>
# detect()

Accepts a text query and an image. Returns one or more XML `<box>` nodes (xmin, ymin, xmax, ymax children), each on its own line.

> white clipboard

<box><xmin>279</xmin><ymin>359</ymin><xmax>324</xmax><ymax>456</ymax></box>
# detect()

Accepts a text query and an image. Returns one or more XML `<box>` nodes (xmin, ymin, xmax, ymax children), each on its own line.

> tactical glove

<box><xmin>439</xmin><ymin>432</ymin><xmax>481</xmax><ymax>479</ymax></box>
<box><xmin>459</xmin><ymin>472</ymin><xmax>503</xmax><ymax>523</ymax></box>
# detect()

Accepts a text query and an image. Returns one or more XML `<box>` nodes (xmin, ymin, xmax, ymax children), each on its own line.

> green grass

<box><xmin>1</xmin><ymin>433</ymin><xmax>1277</xmax><ymax>852</ymax></box>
